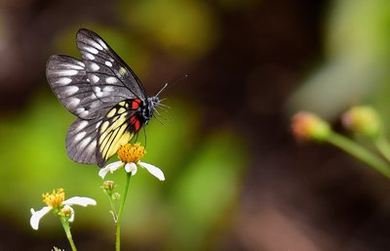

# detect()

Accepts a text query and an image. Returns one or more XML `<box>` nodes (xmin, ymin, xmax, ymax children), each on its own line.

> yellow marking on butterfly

<box><xmin>103</xmin><ymin>129</ymin><xmax>132</xmax><ymax>160</ymax></box>
<box><xmin>100</xmin><ymin>119</ymin><xmax>124</xmax><ymax>152</ymax></box>
<box><xmin>118</xmin><ymin>107</ymin><xmax>126</xmax><ymax>114</ymax></box>
<box><xmin>106</xmin><ymin>108</ymin><xmax>116</xmax><ymax>118</ymax></box>
<box><xmin>99</xmin><ymin>108</ymin><xmax>132</xmax><ymax>161</ymax></box>
<box><xmin>119</xmin><ymin>67</ymin><xmax>127</xmax><ymax>76</ymax></box>
<box><xmin>101</xmin><ymin>121</ymin><xmax>109</xmax><ymax>132</ymax></box>
<box><xmin>118</xmin><ymin>101</ymin><xmax>126</xmax><ymax>106</ymax></box>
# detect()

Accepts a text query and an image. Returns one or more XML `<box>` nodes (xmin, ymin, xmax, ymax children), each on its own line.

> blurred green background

<box><xmin>1</xmin><ymin>0</ymin><xmax>390</xmax><ymax>250</ymax></box>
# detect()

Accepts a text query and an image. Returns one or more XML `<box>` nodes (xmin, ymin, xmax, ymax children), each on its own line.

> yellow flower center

<box><xmin>117</xmin><ymin>143</ymin><xmax>145</xmax><ymax>163</ymax></box>
<box><xmin>42</xmin><ymin>188</ymin><xmax>65</xmax><ymax>208</ymax></box>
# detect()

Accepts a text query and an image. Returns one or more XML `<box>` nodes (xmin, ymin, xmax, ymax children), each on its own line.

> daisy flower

<box><xmin>98</xmin><ymin>143</ymin><xmax>165</xmax><ymax>181</ymax></box>
<box><xmin>30</xmin><ymin>188</ymin><xmax>96</xmax><ymax>230</ymax></box>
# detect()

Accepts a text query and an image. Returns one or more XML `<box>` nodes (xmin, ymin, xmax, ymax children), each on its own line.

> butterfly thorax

<box><xmin>142</xmin><ymin>96</ymin><xmax>159</xmax><ymax>123</ymax></box>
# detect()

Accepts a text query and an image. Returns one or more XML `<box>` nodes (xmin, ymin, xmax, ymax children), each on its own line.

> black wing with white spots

<box><xmin>76</xmin><ymin>28</ymin><xmax>146</xmax><ymax>104</ymax></box>
<box><xmin>66</xmin><ymin>115</ymin><xmax>102</xmax><ymax>164</ymax></box>
<box><xmin>46</xmin><ymin>55</ymin><xmax>111</xmax><ymax>119</ymax></box>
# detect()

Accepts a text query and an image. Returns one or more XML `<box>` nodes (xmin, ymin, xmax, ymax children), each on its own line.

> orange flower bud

<box><xmin>291</xmin><ymin>112</ymin><xmax>330</xmax><ymax>141</ymax></box>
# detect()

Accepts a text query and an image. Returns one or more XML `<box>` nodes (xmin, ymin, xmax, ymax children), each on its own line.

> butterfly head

<box><xmin>143</xmin><ymin>96</ymin><xmax>160</xmax><ymax>123</ymax></box>
<box><xmin>142</xmin><ymin>83</ymin><xmax>168</xmax><ymax>123</ymax></box>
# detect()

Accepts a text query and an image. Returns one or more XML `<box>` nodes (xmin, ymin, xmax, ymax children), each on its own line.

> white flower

<box><xmin>98</xmin><ymin>143</ymin><xmax>165</xmax><ymax>181</ymax></box>
<box><xmin>30</xmin><ymin>188</ymin><xmax>96</xmax><ymax>230</ymax></box>
<box><xmin>98</xmin><ymin>160</ymin><xmax>165</xmax><ymax>181</ymax></box>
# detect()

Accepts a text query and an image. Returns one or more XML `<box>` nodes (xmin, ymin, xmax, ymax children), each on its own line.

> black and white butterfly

<box><xmin>47</xmin><ymin>28</ymin><xmax>164</xmax><ymax>167</ymax></box>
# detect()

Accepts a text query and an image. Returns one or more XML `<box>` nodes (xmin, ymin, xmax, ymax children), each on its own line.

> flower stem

<box><xmin>104</xmin><ymin>191</ymin><xmax>118</xmax><ymax>222</ymax></box>
<box><xmin>326</xmin><ymin>132</ymin><xmax>390</xmax><ymax>178</ymax></box>
<box><xmin>109</xmin><ymin>197</ymin><xmax>118</xmax><ymax>222</ymax></box>
<box><xmin>59</xmin><ymin>217</ymin><xmax>77</xmax><ymax>251</ymax></box>
<box><xmin>116</xmin><ymin>173</ymin><xmax>132</xmax><ymax>251</ymax></box>
<box><xmin>374</xmin><ymin>136</ymin><xmax>390</xmax><ymax>163</ymax></box>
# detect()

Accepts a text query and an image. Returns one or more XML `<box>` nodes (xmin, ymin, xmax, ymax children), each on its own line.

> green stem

<box><xmin>59</xmin><ymin>217</ymin><xmax>77</xmax><ymax>251</ymax></box>
<box><xmin>104</xmin><ymin>191</ymin><xmax>118</xmax><ymax>222</ymax></box>
<box><xmin>326</xmin><ymin>132</ymin><xmax>390</xmax><ymax>178</ymax></box>
<box><xmin>109</xmin><ymin>196</ymin><xmax>118</xmax><ymax>222</ymax></box>
<box><xmin>374</xmin><ymin>136</ymin><xmax>390</xmax><ymax>163</ymax></box>
<box><xmin>116</xmin><ymin>173</ymin><xmax>132</xmax><ymax>251</ymax></box>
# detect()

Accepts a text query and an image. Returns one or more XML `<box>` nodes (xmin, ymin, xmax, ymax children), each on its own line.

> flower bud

<box><xmin>112</xmin><ymin>192</ymin><xmax>120</xmax><ymax>200</ymax></box>
<box><xmin>291</xmin><ymin>112</ymin><xmax>331</xmax><ymax>142</ymax></box>
<box><xmin>342</xmin><ymin>106</ymin><xmax>382</xmax><ymax>139</ymax></box>
<box><xmin>102</xmin><ymin>180</ymin><xmax>116</xmax><ymax>192</ymax></box>
<box><xmin>59</xmin><ymin>206</ymin><xmax>72</xmax><ymax>219</ymax></box>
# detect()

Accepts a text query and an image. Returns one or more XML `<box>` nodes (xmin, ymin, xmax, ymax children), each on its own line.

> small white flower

<box><xmin>98</xmin><ymin>143</ymin><xmax>165</xmax><ymax>181</ymax></box>
<box><xmin>99</xmin><ymin>160</ymin><xmax>165</xmax><ymax>181</ymax></box>
<box><xmin>30</xmin><ymin>188</ymin><xmax>96</xmax><ymax>230</ymax></box>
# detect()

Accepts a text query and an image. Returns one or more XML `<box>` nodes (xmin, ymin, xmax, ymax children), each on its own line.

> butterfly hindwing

<box><xmin>66</xmin><ymin>100</ymin><xmax>140</xmax><ymax>167</ymax></box>
<box><xmin>76</xmin><ymin>29</ymin><xmax>146</xmax><ymax>105</ymax></box>
<box><xmin>46</xmin><ymin>55</ymin><xmax>110</xmax><ymax>119</ymax></box>
<box><xmin>96</xmin><ymin>100</ymin><xmax>140</xmax><ymax>166</ymax></box>
<box><xmin>66</xmin><ymin>116</ymin><xmax>102</xmax><ymax>164</ymax></box>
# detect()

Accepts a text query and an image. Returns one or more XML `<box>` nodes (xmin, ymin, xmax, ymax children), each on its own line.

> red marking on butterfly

<box><xmin>130</xmin><ymin>115</ymin><xmax>141</xmax><ymax>132</ymax></box>
<box><xmin>131</xmin><ymin>99</ymin><xmax>141</xmax><ymax>109</ymax></box>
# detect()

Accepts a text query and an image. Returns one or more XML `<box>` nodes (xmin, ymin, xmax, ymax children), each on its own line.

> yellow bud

<box><xmin>342</xmin><ymin>106</ymin><xmax>382</xmax><ymax>138</ymax></box>
<box><xmin>102</xmin><ymin>180</ymin><xmax>116</xmax><ymax>192</ymax></box>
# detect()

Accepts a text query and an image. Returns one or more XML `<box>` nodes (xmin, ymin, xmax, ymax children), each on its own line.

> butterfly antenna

<box><xmin>156</xmin><ymin>83</ymin><xmax>168</xmax><ymax>97</ymax></box>
<box><xmin>156</xmin><ymin>73</ymin><xmax>190</xmax><ymax>96</ymax></box>
<box><xmin>167</xmin><ymin>73</ymin><xmax>190</xmax><ymax>89</ymax></box>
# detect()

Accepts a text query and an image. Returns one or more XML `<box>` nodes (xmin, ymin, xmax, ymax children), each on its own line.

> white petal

<box><xmin>63</xmin><ymin>196</ymin><xmax>97</xmax><ymax>207</ymax></box>
<box><xmin>98</xmin><ymin>161</ymin><xmax>123</xmax><ymax>179</ymax></box>
<box><xmin>138</xmin><ymin>162</ymin><xmax>165</xmax><ymax>181</ymax></box>
<box><xmin>30</xmin><ymin>206</ymin><xmax>51</xmax><ymax>230</ymax></box>
<box><xmin>125</xmin><ymin>162</ymin><xmax>137</xmax><ymax>175</ymax></box>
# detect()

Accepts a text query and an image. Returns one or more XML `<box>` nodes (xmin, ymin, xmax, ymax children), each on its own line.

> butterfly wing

<box><xmin>66</xmin><ymin>101</ymin><xmax>140</xmax><ymax>166</ymax></box>
<box><xmin>66</xmin><ymin>115</ymin><xmax>102</xmax><ymax>164</ymax></box>
<box><xmin>46</xmin><ymin>55</ymin><xmax>112</xmax><ymax>119</ymax></box>
<box><xmin>96</xmin><ymin>100</ymin><xmax>144</xmax><ymax>167</ymax></box>
<box><xmin>47</xmin><ymin>54</ymin><xmax>114</xmax><ymax>164</ymax></box>
<box><xmin>76</xmin><ymin>28</ymin><xmax>147</xmax><ymax>105</ymax></box>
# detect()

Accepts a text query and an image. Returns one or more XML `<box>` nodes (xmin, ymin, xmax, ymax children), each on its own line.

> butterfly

<box><xmin>46</xmin><ymin>28</ymin><xmax>165</xmax><ymax>167</ymax></box>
